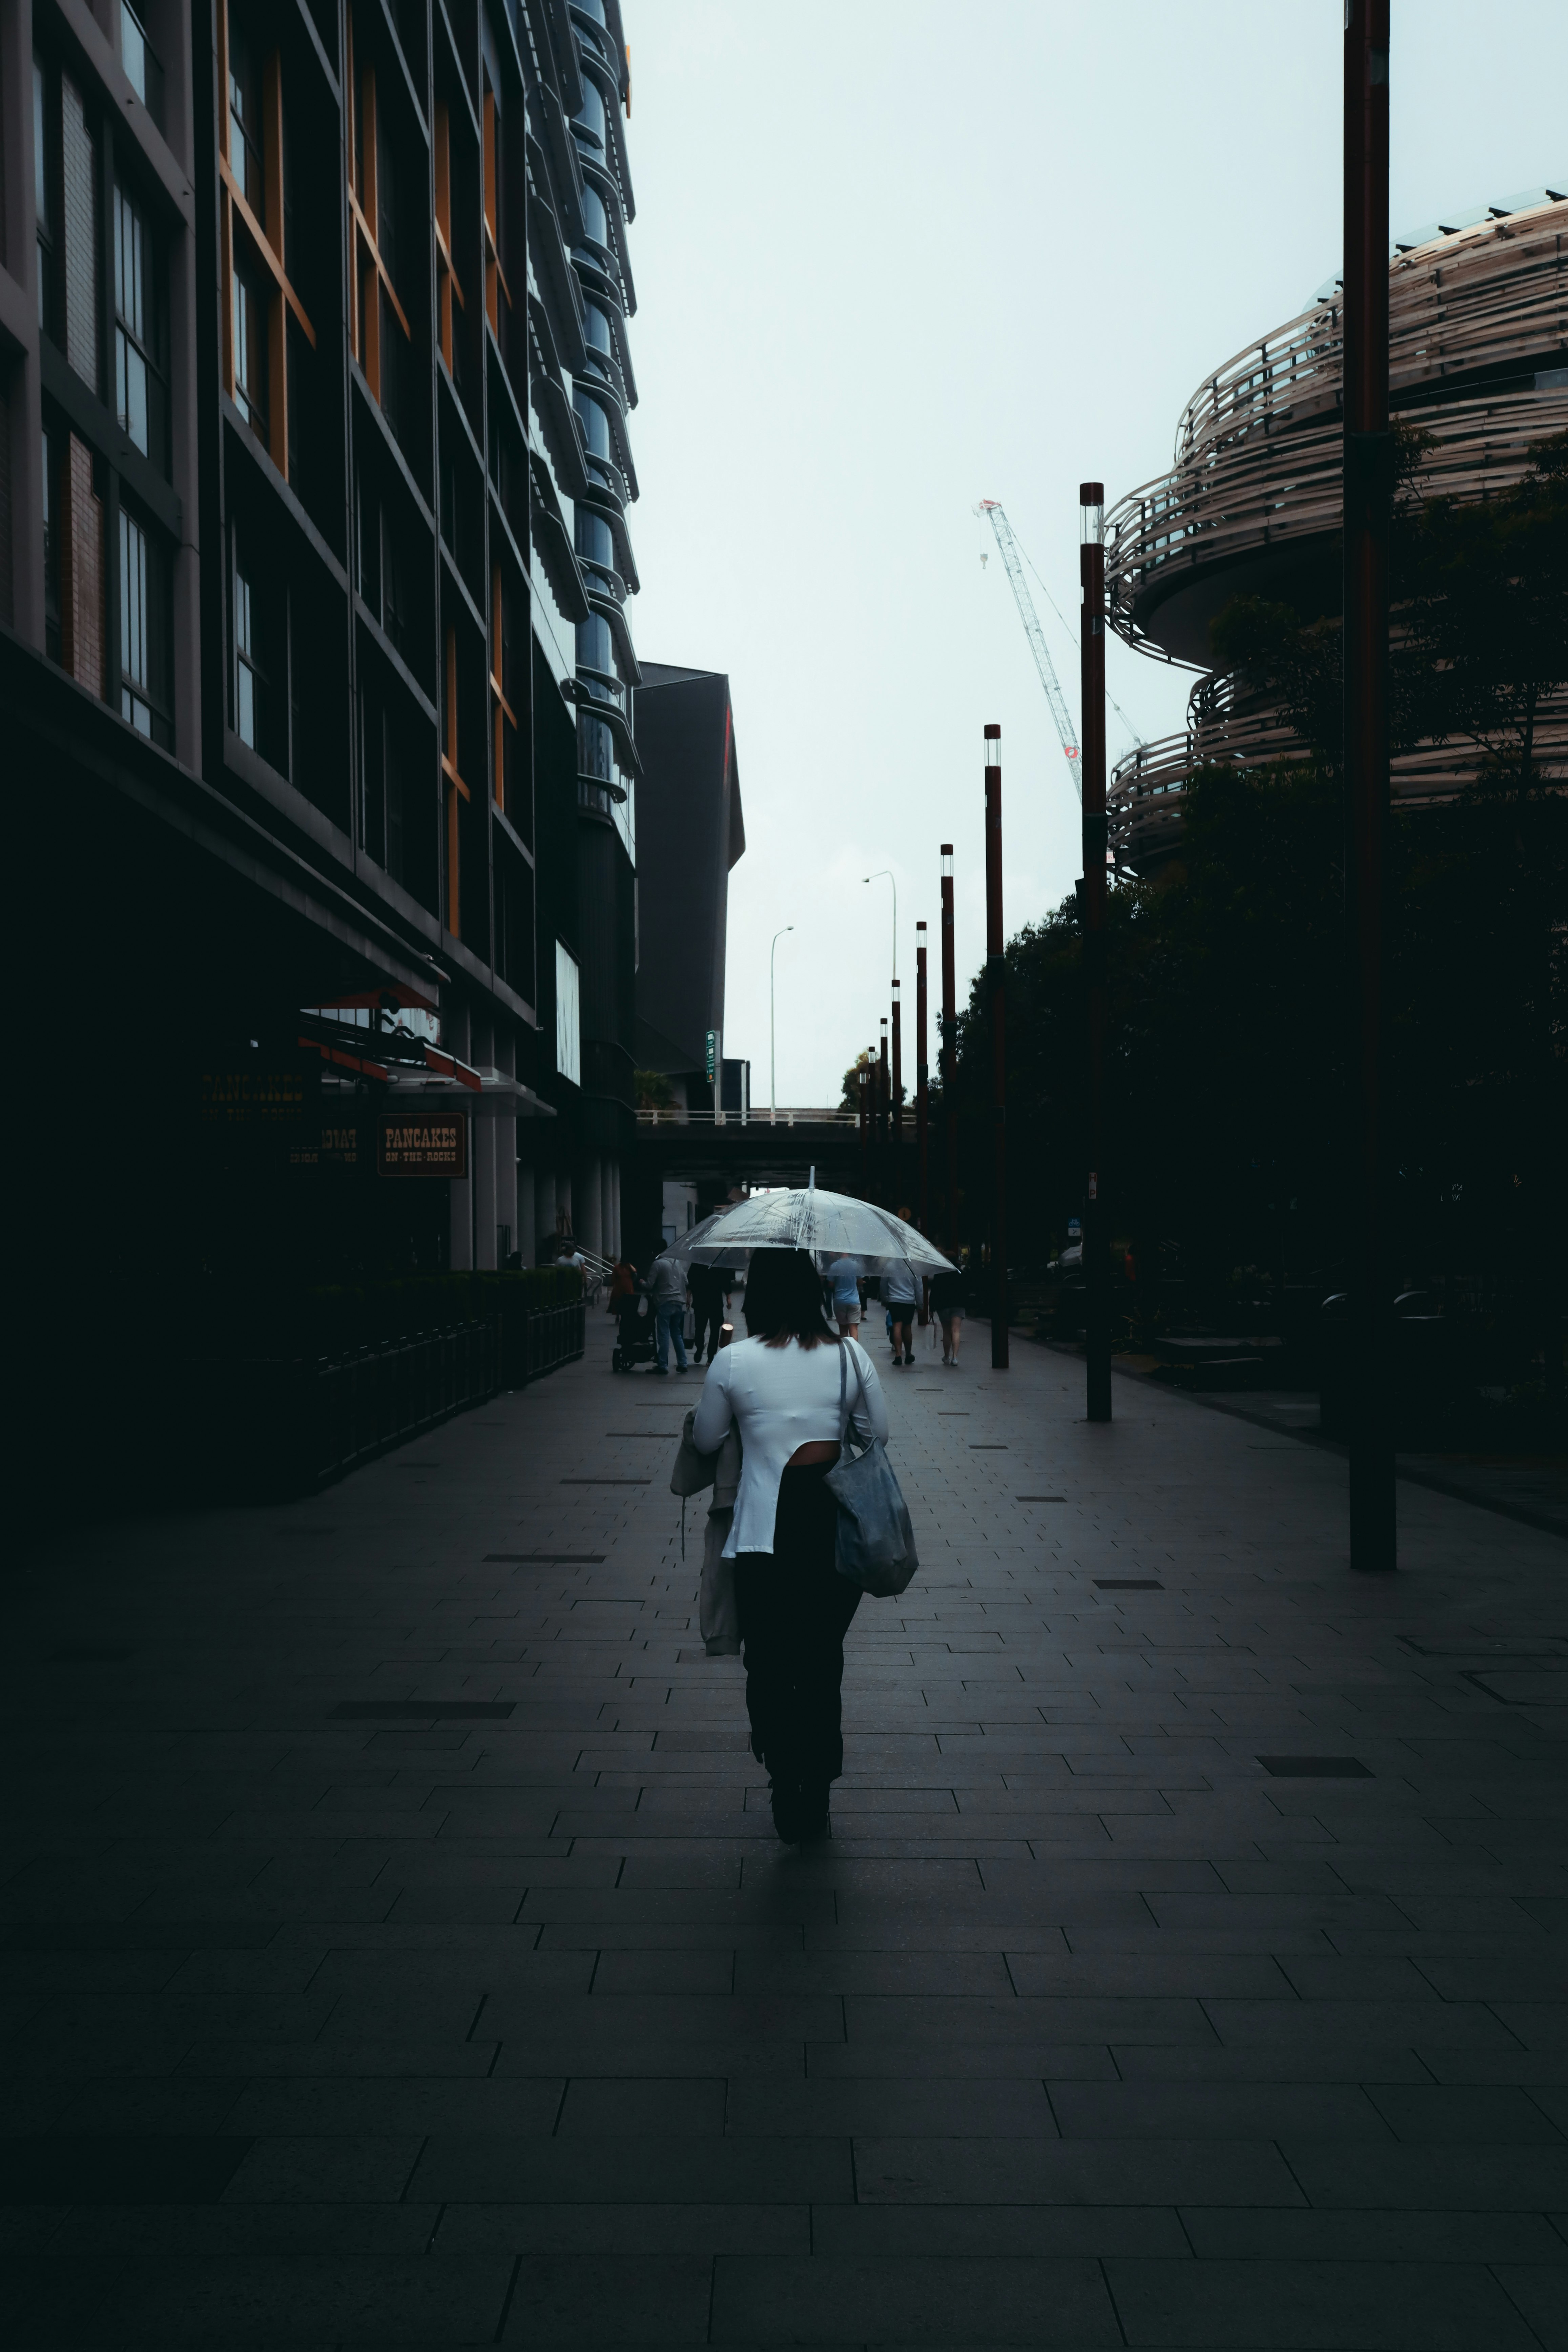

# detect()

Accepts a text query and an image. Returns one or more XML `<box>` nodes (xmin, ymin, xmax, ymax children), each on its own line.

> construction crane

<box><xmin>975</xmin><ymin>498</ymin><xmax>1148</xmax><ymax>805</ymax></box>
<box><xmin>975</xmin><ymin>498</ymin><xmax>1082</xmax><ymax>803</ymax></box>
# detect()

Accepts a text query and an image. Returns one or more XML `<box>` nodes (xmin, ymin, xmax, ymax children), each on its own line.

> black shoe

<box><xmin>769</xmin><ymin>1780</ymin><xmax>801</xmax><ymax>1842</ymax></box>
<box><xmin>650</xmin><ymin>1365</ymin><xmax>668</xmax><ymax>1376</ymax></box>
<box><xmin>796</xmin><ymin>1783</ymin><xmax>831</xmax><ymax>1842</ymax></box>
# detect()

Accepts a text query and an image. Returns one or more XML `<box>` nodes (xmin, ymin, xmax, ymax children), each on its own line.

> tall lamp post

<box><xmin>941</xmin><ymin>845</ymin><xmax>957</xmax><ymax>1254</ymax></box>
<box><xmin>891</xmin><ymin>977</ymin><xmax>903</xmax><ymax>1179</ymax></box>
<box><xmin>863</xmin><ymin>870</ymin><xmax>898</xmax><ymax>986</ymax></box>
<box><xmin>1079</xmin><ymin>482</ymin><xmax>1111</xmax><ymax>1424</ymax></box>
<box><xmin>915</xmin><ymin>920</ymin><xmax>930</xmax><ymax>1234</ymax></box>
<box><xmin>1344</xmin><ymin>0</ymin><xmax>1395</xmax><ymax>1568</ymax></box>
<box><xmin>769</xmin><ymin>926</ymin><xmax>793</xmax><ymax>1120</ymax></box>
<box><xmin>984</xmin><ymin>726</ymin><xmax>1008</xmax><ymax>1370</ymax></box>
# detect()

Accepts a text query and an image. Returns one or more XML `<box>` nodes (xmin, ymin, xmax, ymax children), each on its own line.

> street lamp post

<box><xmin>1080</xmin><ymin>482</ymin><xmax>1111</xmax><ymax>1424</ymax></box>
<box><xmin>941</xmin><ymin>845</ymin><xmax>957</xmax><ymax>1254</ymax></box>
<box><xmin>769</xmin><ymin>926</ymin><xmax>793</xmax><ymax>1120</ymax></box>
<box><xmin>864</xmin><ymin>871</ymin><xmax>898</xmax><ymax>982</ymax></box>
<box><xmin>1344</xmin><ymin>0</ymin><xmax>1396</xmax><ymax>1570</ymax></box>
<box><xmin>984</xmin><ymin>726</ymin><xmax>1008</xmax><ymax>1371</ymax></box>
<box><xmin>891</xmin><ymin>977</ymin><xmax>903</xmax><ymax>1171</ymax></box>
<box><xmin>915</xmin><ymin>921</ymin><xmax>930</xmax><ymax>1234</ymax></box>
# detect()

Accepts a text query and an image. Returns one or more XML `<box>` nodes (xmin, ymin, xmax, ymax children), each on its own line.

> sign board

<box><xmin>378</xmin><ymin>1113</ymin><xmax>467</xmax><ymax>1178</ymax></box>
<box><xmin>705</xmin><ymin>1030</ymin><xmax>717</xmax><ymax>1082</ymax></box>
<box><xmin>200</xmin><ymin>1071</ymin><xmax>307</xmax><ymax>1125</ymax></box>
<box><xmin>288</xmin><ymin>1124</ymin><xmax>360</xmax><ymax>1169</ymax></box>
<box><xmin>1067</xmin><ymin>1217</ymin><xmax>1082</xmax><ymax>1236</ymax></box>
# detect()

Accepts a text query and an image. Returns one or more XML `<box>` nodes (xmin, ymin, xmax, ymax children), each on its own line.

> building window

<box><xmin>573</xmin><ymin>80</ymin><xmax>606</xmax><ymax>153</ymax></box>
<box><xmin>234</xmin><ymin>561</ymin><xmax>259</xmax><ymax>746</ymax></box>
<box><xmin>120</xmin><ymin>2</ymin><xmax>164</xmax><ymax>128</ymax></box>
<box><xmin>584</xmin><ymin>303</ymin><xmax>612</xmax><ymax>357</ymax></box>
<box><xmin>227</xmin><ymin>14</ymin><xmax>263</xmax><ymax>210</ymax></box>
<box><xmin>573</xmin><ymin>392</ymin><xmax>612</xmax><ymax>463</ymax></box>
<box><xmin>555</xmin><ymin>942</ymin><xmax>581</xmax><ymax>1087</ymax></box>
<box><xmin>220</xmin><ymin>3</ymin><xmax>316</xmax><ymax>480</ymax></box>
<box><xmin>233</xmin><ymin>535</ymin><xmax>282</xmax><ymax>763</ymax></box>
<box><xmin>114</xmin><ymin>182</ymin><xmax>161</xmax><ymax>460</ymax></box>
<box><xmin>580</xmin><ymin>184</ymin><xmax>608</xmax><ymax>249</ymax></box>
<box><xmin>575</xmin><ymin>509</ymin><xmax>615</xmax><ymax>575</ymax></box>
<box><xmin>578</xmin><ymin>710</ymin><xmax>614</xmax><ymax>784</ymax></box>
<box><xmin>231</xmin><ymin>262</ymin><xmax>267</xmax><ymax>436</ymax></box>
<box><xmin>577</xmin><ymin>611</ymin><xmax>613</xmax><ymax>677</ymax></box>
<box><xmin>348</xmin><ymin>11</ymin><xmax>414</xmax><ymax>438</ymax></box>
<box><xmin>119</xmin><ymin>509</ymin><xmax>150</xmax><ymax>734</ymax></box>
<box><xmin>117</xmin><ymin>504</ymin><xmax>172</xmax><ymax>747</ymax></box>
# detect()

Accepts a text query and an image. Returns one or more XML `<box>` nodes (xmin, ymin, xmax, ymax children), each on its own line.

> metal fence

<box><xmin>218</xmin><ymin>1301</ymin><xmax>586</xmax><ymax>1497</ymax></box>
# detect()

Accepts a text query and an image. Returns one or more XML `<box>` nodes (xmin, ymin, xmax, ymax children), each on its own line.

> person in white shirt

<box><xmin>691</xmin><ymin>1248</ymin><xmax>888</xmax><ymax>1842</ymax></box>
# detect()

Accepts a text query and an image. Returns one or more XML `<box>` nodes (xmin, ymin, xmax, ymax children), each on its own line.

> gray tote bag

<box><xmin>824</xmin><ymin>1343</ymin><xmax>919</xmax><ymax>1598</ymax></box>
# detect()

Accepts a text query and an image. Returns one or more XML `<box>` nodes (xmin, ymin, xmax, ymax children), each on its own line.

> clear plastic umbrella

<box><xmin>671</xmin><ymin>1187</ymin><xmax>953</xmax><ymax>1275</ymax></box>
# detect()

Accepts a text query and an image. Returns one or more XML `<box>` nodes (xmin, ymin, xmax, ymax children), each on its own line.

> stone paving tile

<box><xmin>5</xmin><ymin>1315</ymin><xmax>1568</xmax><ymax>2343</ymax></box>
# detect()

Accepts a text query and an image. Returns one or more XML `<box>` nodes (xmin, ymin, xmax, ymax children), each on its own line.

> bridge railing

<box><xmin>635</xmin><ymin>1107</ymin><xmax>857</xmax><ymax>1129</ymax></box>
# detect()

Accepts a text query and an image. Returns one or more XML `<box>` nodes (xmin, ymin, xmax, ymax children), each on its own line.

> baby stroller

<box><xmin>611</xmin><ymin>1294</ymin><xmax>657</xmax><ymax>1373</ymax></box>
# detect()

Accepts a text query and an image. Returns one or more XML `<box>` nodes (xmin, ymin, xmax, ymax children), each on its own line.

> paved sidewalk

<box><xmin>4</xmin><ymin>1315</ymin><xmax>1568</xmax><ymax>2348</ymax></box>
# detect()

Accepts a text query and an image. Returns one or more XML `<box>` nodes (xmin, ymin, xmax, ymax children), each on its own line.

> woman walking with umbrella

<box><xmin>690</xmin><ymin>1246</ymin><xmax>887</xmax><ymax>1843</ymax></box>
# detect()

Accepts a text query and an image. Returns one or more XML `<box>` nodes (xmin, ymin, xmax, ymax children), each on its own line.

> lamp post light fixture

<box><xmin>769</xmin><ymin>926</ymin><xmax>794</xmax><ymax>1119</ymax></box>
<box><xmin>864</xmin><ymin>870</ymin><xmax>898</xmax><ymax>983</ymax></box>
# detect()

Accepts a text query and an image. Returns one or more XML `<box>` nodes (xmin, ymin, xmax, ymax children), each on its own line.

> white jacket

<box><xmin>690</xmin><ymin>1335</ymin><xmax>888</xmax><ymax>1557</ymax></box>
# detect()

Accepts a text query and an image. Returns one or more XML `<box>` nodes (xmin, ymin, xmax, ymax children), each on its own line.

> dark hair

<box><xmin>743</xmin><ymin>1248</ymin><xmax>840</xmax><ymax>1349</ymax></box>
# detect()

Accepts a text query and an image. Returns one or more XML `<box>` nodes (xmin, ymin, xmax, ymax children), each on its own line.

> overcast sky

<box><xmin>623</xmin><ymin>1</ymin><xmax>1566</xmax><ymax>1107</ymax></box>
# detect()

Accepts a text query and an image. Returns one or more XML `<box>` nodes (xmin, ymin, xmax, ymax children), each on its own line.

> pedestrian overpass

<box><xmin>631</xmin><ymin>1107</ymin><xmax>865</xmax><ymax>1193</ymax></box>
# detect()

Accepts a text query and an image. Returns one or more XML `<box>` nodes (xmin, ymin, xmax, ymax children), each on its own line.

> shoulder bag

<box><xmin>824</xmin><ymin>1341</ymin><xmax>919</xmax><ymax>1598</ymax></box>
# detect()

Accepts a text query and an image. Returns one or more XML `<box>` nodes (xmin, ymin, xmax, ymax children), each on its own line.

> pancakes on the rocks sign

<box><xmin>378</xmin><ymin>1114</ymin><xmax>467</xmax><ymax>1177</ymax></box>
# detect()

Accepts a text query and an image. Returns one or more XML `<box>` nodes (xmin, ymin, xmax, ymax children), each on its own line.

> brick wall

<box><xmin>61</xmin><ymin>433</ymin><xmax>104</xmax><ymax>696</ymax></box>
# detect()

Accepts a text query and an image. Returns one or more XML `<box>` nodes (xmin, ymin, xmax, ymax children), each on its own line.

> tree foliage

<box><xmin>1211</xmin><ymin>428</ymin><xmax>1568</xmax><ymax>784</ymax></box>
<box><xmin>929</xmin><ymin>761</ymin><xmax>1567</xmax><ymax>1324</ymax></box>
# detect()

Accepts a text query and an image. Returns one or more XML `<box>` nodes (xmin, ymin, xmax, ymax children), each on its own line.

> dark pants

<box><xmin>735</xmin><ymin>1464</ymin><xmax>862</xmax><ymax>1795</ymax></box>
<box><xmin>692</xmin><ymin>1294</ymin><xmax>725</xmax><ymax>1360</ymax></box>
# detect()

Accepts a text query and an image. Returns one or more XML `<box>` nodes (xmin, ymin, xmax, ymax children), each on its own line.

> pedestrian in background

<box><xmin>930</xmin><ymin>1260</ymin><xmax>967</xmax><ymax>1367</ymax></box>
<box><xmin>690</xmin><ymin>1260</ymin><xmax>731</xmax><ymax>1364</ymax></box>
<box><xmin>691</xmin><ymin>1247</ymin><xmax>887</xmax><ymax>1842</ymax></box>
<box><xmin>826</xmin><ymin>1252</ymin><xmax>863</xmax><ymax>1336</ymax></box>
<box><xmin>882</xmin><ymin>1257</ymin><xmax>918</xmax><ymax>1367</ymax></box>
<box><xmin>646</xmin><ymin>1246</ymin><xmax>689</xmax><ymax>1375</ymax></box>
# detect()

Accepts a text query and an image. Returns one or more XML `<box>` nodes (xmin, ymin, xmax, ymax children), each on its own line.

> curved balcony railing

<box><xmin>579</xmin><ymin>664</ymin><xmax>626</xmax><ymax>716</ymax></box>
<box><xmin>1108</xmin><ymin>675</ymin><xmax>1568</xmax><ymax>868</ymax></box>
<box><xmin>579</xmin><ymin>343</ymin><xmax>630</xmax><ymax>418</ymax></box>
<box><xmin>579</xmin><ymin>555</ymin><xmax>628</xmax><ymax>608</ymax></box>
<box><xmin>1107</xmin><ymin>197</ymin><xmax>1568</xmax><ymax>659</ymax></box>
<box><xmin>580</xmin><ymin>450</ymin><xmax>631</xmax><ymax>511</ymax></box>
<box><xmin>1174</xmin><ymin>192</ymin><xmax>1568</xmax><ymax>471</ymax></box>
<box><xmin>569</xmin><ymin>2</ymin><xmax>621</xmax><ymax>75</ymax></box>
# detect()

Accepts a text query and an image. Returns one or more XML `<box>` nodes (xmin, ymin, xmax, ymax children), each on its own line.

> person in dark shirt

<box><xmin>928</xmin><ymin>1265</ymin><xmax>967</xmax><ymax>1367</ymax></box>
<box><xmin>690</xmin><ymin>1262</ymin><xmax>731</xmax><ymax>1365</ymax></box>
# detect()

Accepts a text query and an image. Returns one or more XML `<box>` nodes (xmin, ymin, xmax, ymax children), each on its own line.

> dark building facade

<box><xmin>632</xmin><ymin>660</ymin><xmax>744</xmax><ymax>1087</ymax></box>
<box><xmin>1</xmin><ymin>0</ymin><xmax>642</xmax><ymax>1282</ymax></box>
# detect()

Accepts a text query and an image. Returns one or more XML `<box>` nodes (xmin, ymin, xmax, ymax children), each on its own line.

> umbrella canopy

<box><xmin>674</xmin><ymin>1188</ymin><xmax>954</xmax><ymax>1275</ymax></box>
<box><xmin>667</xmin><ymin>1210</ymin><xmax>753</xmax><ymax>1271</ymax></box>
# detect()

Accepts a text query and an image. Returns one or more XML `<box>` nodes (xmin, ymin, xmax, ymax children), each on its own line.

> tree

<box><xmin>1211</xmin><ymin>427</ymin><xmax>1568</xmax><ymax>784</ymax></box>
